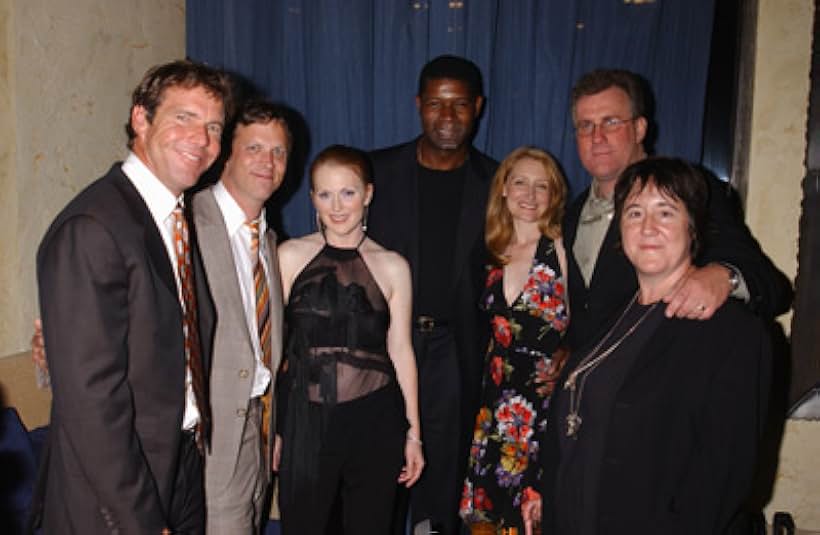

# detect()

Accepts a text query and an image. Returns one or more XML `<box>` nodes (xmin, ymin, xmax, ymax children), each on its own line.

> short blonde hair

<box><xmin>485</xmin><ymin>147</ymin><xmax>567</xmax><ymax>266</ymax></box>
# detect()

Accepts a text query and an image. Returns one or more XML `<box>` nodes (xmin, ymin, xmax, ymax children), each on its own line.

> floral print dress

<box><xmin>460</xmin><ymin>236</ymin><xmax>569</xmax><ymax>529</ymax></box>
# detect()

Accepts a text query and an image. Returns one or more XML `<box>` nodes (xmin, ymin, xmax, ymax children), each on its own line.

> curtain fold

<box><xmin>187</xmin><ymin>0</ymin><xmax>715</xmax><ymax>239</ymax></box>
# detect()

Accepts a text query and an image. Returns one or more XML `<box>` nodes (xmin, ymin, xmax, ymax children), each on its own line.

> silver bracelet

<box><xmin>406</xmin><ymin>432</ymin><xmax>423</xmax><ymax>445</ymax></box>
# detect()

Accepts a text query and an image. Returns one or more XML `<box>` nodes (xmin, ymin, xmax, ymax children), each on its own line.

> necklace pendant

<box><xmin>566</xmin><ymin>412</ymin><xmax>582</xmax><ymax>439</ymax></box>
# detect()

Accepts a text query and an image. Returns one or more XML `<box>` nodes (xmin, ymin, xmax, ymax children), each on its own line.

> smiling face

<box><xmin>416</xmin><ymin>78</ymin><xmax>483</xmax><ymax>152</ymax></box>
<box><xmin>574</xmin><ymin>86</ymin><xmax>647</xmax><ymax>196</ymax></box>
<box><xmin>503</xmin><ymin>157</ymin><xmax>551</xmax><ymax>224</ymax></box>
<box><xmin>221</xmin><ymin>120</ymin><xmax>289</xmax><ymax>220</ymax></box>
<box><xmin>130</xmin><ymin>84</ymin><xmax>224</xmax><ymax>196</ymax></box>
<box><xmin>311</xmin><ymin>162</ymin><xmax>373</xmax><ymax>244</ymax></box>
<box><xmin>620</xmin><ymin>180</ymin><xmax>693</xmax><ymax>288</ymax></box>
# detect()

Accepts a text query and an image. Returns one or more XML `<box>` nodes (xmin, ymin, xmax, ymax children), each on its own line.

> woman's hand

<box><xmin>521</xmin><ymin>492</ymin><xmax>542</xmax><ymax>535</ymax></box>
<box><xmin>397</xmin><ymin>433</ymin><xmax>424</xmax><ymax>487</ymax></box>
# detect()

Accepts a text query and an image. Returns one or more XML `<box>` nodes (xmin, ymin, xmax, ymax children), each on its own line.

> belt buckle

<box><xmin>417</xmin><ymin>315</ymin><xmax>435</xmax><ymax>333</ymax></box>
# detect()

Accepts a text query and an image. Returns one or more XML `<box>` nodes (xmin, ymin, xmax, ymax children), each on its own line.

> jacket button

<box><xmin>238</xmin><ymin>369</ymin><xmax>249</xmax><ymax>378</ymax></box>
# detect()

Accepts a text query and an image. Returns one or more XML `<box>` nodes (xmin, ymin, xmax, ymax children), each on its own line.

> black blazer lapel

<box><xmin>563</xmin><ymin>189</ymin><xmax>586</xmax><ymax>253</ymax></box>
<box><xmin>588</xmin><ymin>215</ymin><xmax>622</xmax><ymax>289</ymax></box>
<box><xmin>449</xmin><ymin>153</ymin><xmax>489</xmax><ymax>288</ymax></box>
<box><xmin>111</xmin><ymin>169</ymin><xmax>178</xmax><ymax>300</ymax></box>
<box><xmin>405</xmin><ymin>143</ymin><xmax>421</xmax><ymax>294</ymax></box>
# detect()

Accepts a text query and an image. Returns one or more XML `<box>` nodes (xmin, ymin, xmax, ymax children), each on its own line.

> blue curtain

<box><xmin>187</xmin><ymin>0</ymin><xmax>715</xmax><ymax>239</ymax></box>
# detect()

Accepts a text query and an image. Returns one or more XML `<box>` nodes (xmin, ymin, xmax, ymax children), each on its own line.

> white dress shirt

<box><xmin>122</xmin><ymin>152</ymin><xmax>200</xmax><ymax>430</ymax></box>
<box><xmin>212</xmin><ymin>181</ymin><xmax>273</xmax><ymax>399</ymax></box>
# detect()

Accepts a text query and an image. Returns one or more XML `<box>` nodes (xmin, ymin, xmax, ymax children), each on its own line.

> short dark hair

<box><xmin>418</xmin><ymin>55</ymin><xmax>483</xmax><ymax>98</ymax></box>
<box><xmin>571</xmin><ymin>69</ymin><xmax>647</xmax><ymax>120</ymax></box>
<box><xmin>223</xmin><ymin>99</ymin><xmax>292</xmax><ymax>159</ymax></box>
<box><xmin>125</xmin><ymin>60</ymin><xmax>233</xmax><ymax>149</ymax></box>
<box><xmin>309</xmin><ymin>145</ymin><xmax>372</xmax><ymax>190</ymax></box>
<box><xmin>614</xmin><ymin>157</ymin><xmax>709</xmax><ymax>257</ymax></box>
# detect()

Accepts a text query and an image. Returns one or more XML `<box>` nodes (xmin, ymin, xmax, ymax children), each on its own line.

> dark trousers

<box><xmin>280</xmin><ymin>385</ymin><xmax>407</xmax><ymax>535</ymax></box>
<box><xmin>168</xmin><ymin>430</ymin><xmax>206</xmax><ymax>535</ymax></box>
<box><xmin>393</xmin><ymin>327</ymin><xmax>463</xmax><ymax>535</ymax></box>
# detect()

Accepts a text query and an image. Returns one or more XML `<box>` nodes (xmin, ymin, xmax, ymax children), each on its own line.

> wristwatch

<box><xmin>727</xmin><ymin>266</ymin><xmax>740</xmax><ymax>292</ymax></box>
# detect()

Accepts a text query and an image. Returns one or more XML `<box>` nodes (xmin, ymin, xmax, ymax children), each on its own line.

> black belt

<box><xmin>414</xmin><ymin>315</ymin><xmax>450</xmax><ymax>332</ymax></box>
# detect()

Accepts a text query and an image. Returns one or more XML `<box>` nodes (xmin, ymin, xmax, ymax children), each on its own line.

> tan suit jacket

<box><xmin>193</xmin><ymin>187</ymin><xmax>283</xmax><ymax>488</ymax></box>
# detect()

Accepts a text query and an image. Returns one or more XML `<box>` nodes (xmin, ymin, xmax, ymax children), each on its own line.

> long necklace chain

<box><xmin>563</xmin><ymin>292</ymin><xmax>658</xmax><ymax>439</ymax></box>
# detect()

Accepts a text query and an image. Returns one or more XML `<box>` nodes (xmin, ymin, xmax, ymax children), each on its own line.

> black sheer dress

<box><xmin>278</xmin><ymin>240</ymin><xmax>408</xmax><ymax>534</ymax></box>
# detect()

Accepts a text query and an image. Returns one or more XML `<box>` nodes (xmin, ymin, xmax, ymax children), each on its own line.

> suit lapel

<box><xmin>450</xmin><ymin>153</ymin><xmax>487</xmax><ymax>287</ymax></box>
<box><xmin>588</xmin><ymin>216</ymin><xmax>621</xmax><ymax>288</ymax></box>
<box><xmin>563</xmin><ymin>190</ymin><xmax>585</xmax><ymax>252</ymax></box>
<box><xmin>193</xmin><ymin>189</ymin><xmax>256</xmax><ymax>355</ymax></box>
<box><xmin>111</xmin><ymin>169</ymin><xmax>178</xmax><ymax>300</ymax></box>
<box><xmin>404</xmin><ymin>142</ymin><xmax>421</xmax><ymax>294</ymax></box>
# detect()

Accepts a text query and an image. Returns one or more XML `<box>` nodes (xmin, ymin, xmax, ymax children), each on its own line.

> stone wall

<box><xmin>0</xmin><ymin>0</ymin><xmax>185</xmax><ymax>358</ymax></box>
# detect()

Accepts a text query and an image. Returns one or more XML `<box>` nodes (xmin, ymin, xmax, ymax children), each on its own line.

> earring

<box><xmin>361</xmin><ymin>205</ymin><xmax>369</xmax><ymax>233</ymax></box>
<box><xmin>315</xmin><ymin>211</ymin><xmax>325</xmax><ymax>233</ymax></box>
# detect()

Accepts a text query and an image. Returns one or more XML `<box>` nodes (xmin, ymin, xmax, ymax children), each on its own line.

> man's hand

<box><xmin>662</xmin><ymin>263</ymin><xmax>732</xmax><ymax>319</ymax></box>
<box><xmin>272</xmin><ymin>434</ymin><xmax>282</xmax><ymax>472</ymax></box>
<box><xmin>32</xmin><ymin>318</ymin><xmax>48</xmax><ymax>373</ymax></box>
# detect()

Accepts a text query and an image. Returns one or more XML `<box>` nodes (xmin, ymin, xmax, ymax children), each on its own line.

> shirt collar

<box><xmin>121</xmin><ymin>151</ymin><xmax>182</xmax><ymax>223</ymax></box>
<box><xmin>212</xmin><ymin>180</ymin><xmax>267</xmax><ymax>237</ymax></box>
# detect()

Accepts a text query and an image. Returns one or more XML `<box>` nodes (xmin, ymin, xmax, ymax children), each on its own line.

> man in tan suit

<box><xmin>193</xmin><ymin>99</ymin><xmax>290</xmax><ymax>534</ymax></box>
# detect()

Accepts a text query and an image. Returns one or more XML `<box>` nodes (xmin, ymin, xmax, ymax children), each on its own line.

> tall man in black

<box><xmin>34</xmin><ymin>61</ymin><xmax>230</xmax><ymax>534</ymax></box>
<box><xmin>369</xmin><ymin>55</ymin><xmax>498</xmax><ymax>534</ymax></box>
<box><xmin>564</xmin><ymin>69</ymin><xmax>792</xmax><ymax>350</ymax></box>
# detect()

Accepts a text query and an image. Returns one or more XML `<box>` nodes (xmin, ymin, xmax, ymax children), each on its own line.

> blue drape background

<box><xmin>187</xmin><ymin>0</ymin><xmax>715</xmax><ymax>239</ymax></box>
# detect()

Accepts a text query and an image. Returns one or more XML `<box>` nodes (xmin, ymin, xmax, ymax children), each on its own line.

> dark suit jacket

<box><xmin>563</xmin><ymin>174</ymin><xmax>792</xmax><ymax>349</ymax></box>
<box><xmin>541</xmin><ymin>299</ymin><xmax>772</xmax><ymax>534</ymax></box>
<box><xmin>368</xmin><ymin>139</ymin><xmax>498</xmax><ymax>423</ymax></box>
<box><xmin>35</xmin><ymin>164</ymin><xmax>214</xmax><ymax>534</ymax></box>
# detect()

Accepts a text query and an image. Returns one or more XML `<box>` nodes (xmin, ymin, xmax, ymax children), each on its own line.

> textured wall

<box><xmin>746</xmin><ymin>0</ymin><xmax>813</xmax><ymax>330</ymax></box>
<box><xmin>766</xmin><ymin>420</ymin><xmax>820</xmax><ymax>530</ymax></box>
<box><xmin>748</xmin><ymin>0</ymin><xmax>819</xmax><ymax>529</ymax></box>
<box><xmin>0</xmin><ymin>0</ymin><xmax>185</xmax><ymax>357</ymax></box>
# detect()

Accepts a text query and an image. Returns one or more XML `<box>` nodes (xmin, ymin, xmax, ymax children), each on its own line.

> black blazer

<box><xmin>541</xmin><ymin>299</ymin><xmax>772</xmax><ymax>534</ymax></box>
<box><xmin>368</xmin><ymin>139</ymin><xmax>498</xmax><ymax>421</ymax></box>
<box><xmin>35</xmin><ymin>164</ymin><xmax>214</xmax><ymax>533</ymax></box>
<box><xmin>563</xmin><ymin>174</ymin><xmax>793</xmax><ymax>350</ymax></box>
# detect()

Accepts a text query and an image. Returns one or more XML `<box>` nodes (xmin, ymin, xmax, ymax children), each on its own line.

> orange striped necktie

<box><xmin>171</xmin><ymin>203</ymin><xmax>210</xmax><ymax>453</ymax></box>
<box><xmin>246</xmin><ymin>220</ymin><xmax>272</xmax><ymax>450</ymax></box>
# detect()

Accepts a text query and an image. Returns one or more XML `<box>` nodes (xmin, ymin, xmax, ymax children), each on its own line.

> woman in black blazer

<box><xmin>523</xmin><ymin>157</ymin><xmax>771</xmax><ymax>534</ymax></box>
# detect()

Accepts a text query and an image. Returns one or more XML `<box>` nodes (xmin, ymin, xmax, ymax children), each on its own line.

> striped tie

<box><xmin>247</xmin><ymin>221</ymin><xmax>272</xmax><ymax>450</ymax></box>
<box><xmin>172</xmin><ymin>204</ymin><xmax>210</xmax><ymax>453</ymax></box>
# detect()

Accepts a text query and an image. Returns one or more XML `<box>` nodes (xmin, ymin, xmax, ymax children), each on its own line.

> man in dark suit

<box><xmin>369</xmin><ymin>55</ymin><xmax>498</xmax><ymax>535</ymax></box>
<box><xmin>563</xmin><ymin>68</ymin><xmax>792</xmax><ymax>350</ymax></box>
<box><xmin>34</xmin><ymin>60</ymin><xmax>231</xmax><ymax>534</ymax></box>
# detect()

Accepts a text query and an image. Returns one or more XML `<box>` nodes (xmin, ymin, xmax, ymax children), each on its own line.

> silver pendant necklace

<box><xmin>563</xmin><ymin>292</ymin><xmax>659</xmax><ymax>439</ymax></box>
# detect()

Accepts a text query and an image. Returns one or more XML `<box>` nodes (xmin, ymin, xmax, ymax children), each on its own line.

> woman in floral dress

<box><xmin>460</xmin><ymin>147</ymin><xmax>569</xmax><ymax>532</ymax></box>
